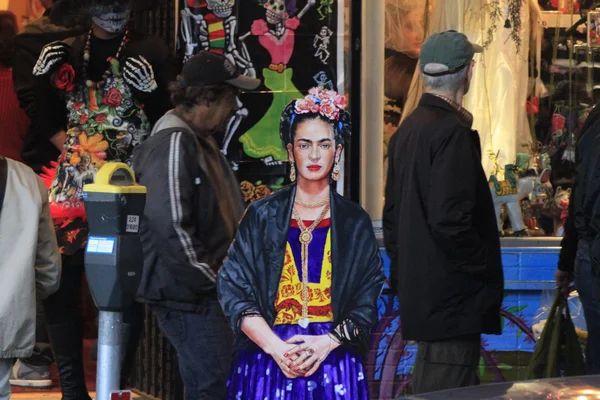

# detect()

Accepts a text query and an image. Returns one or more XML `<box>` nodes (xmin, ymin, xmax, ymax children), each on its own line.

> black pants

<box><xmin>411</xmin><ymin>335</ymin><xmax>481</xmax><ymax>394</ymax></box>
<box><xmin>44</xmin><ymin>251</ymin><xmax>143</xmax><ymax>398</ymax></box>
<box><xmin>152</xmin><ymin>300</ymin><xmax>233</xmax><ymax>400</ymax></box>
<box><xmin>18</xmin><ymin>297</ymin><xmax>53</xmax><ymax>367</ymax></box>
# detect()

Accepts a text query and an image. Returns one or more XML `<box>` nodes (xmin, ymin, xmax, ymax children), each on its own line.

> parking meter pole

<box><xmin>83</xmin><ymin>163</ymin><xmax>146</xmax><ymax>400</ymax></box>
<box><xmin>96</xmin><ymin>311</ymin><xmax>123</xmax><ymax>400</ymax></box>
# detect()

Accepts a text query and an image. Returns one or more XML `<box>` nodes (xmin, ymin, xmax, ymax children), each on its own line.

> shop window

<box><xmin>383</xmin><ymin>0</ymin><xmax>600</xmax><ymax>238</ymax></box>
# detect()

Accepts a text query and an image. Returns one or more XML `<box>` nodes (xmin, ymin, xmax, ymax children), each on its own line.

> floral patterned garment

<box><xmin>274</xmin><ymin>218</ymin><xmax>333</xmax><ymax>325</ymax></box>
<box><xmin>48</xmin><ymin>60</ymin><xmax>151</xmax><ymax>255</ymax></box>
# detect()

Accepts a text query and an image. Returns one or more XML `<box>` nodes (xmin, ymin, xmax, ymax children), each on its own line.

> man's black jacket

<box><xmin>558</xmin><ymin>105</ymin><xmax>600</xmax><ymax>273</ymax></box>
<box><xmin>133</xmin><ymin>113</ymin><xmax>242</xmax><ymax>313</ymax></box>
<box><xmin>383</xmin><ymin>94</ymin><xmax>504</xmax><ymax>341</ymax></box>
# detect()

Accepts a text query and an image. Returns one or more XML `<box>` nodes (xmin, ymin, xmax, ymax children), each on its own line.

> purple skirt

<box><xmin>227</xmin><ymin>322</ymin><xmax>369</xmax><ymax>399</ymax></box>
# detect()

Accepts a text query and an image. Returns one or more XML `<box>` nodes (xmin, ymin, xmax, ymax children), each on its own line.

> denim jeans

<box><xmin>574</xmin><ymin>239</ymin><xmax>600</xmax><ymax>374</ymax></box>
<box><xmin>0</xmin><ymin>359</ymin><xmax>12</xmax><ymax>400</ymax></box>
<box><xmin>152</xmin><ymin>300</ymin><xmax>233</xmax><ymax>400</ymax></box>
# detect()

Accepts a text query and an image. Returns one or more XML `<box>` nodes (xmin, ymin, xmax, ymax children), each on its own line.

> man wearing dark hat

<box><xmin>133</xmin><ymin>51</ymin><xmax>259</xmax><ymax>400</ymax></box>
<box><xmin>31</xmin><ymin>1</ymin><xmax>177</xmax><ymax>399</ymax></box>
<box><xmin>383</xmin><ymin>30</ymin><xmax>504</xmax><ymax>393</ymax></box>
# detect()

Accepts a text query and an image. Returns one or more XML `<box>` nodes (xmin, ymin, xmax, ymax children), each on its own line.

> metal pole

<box><xmin>359</xmin><ymin>0</ymin><xmax>384</xmax><ymax>219</ymax></box>
<box><xmin>96</xmin><ymin>311</ymin><xmax>123</xmax><ymax>400</ymax></box>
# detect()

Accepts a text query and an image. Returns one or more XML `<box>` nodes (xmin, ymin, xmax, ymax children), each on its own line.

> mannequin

<box><xmin>400</xmin><ymin>0</ymin><xmax>543</xmax><ymax>178</ymax></box>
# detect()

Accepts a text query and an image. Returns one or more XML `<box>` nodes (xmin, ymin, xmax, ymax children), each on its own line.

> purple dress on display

<box><xmin>226</xmin><ymin>219</ymin><xmax>370</xmax><ymax>399</ymax></box>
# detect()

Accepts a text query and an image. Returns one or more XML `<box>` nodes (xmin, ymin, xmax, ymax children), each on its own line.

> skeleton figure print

<box><xmin>238</xmin><ymin>0</ymin><xmax>316</xmax><ymax>162</ymax></box>
<box><xmin>34</xmin><ymin>0</ymin><xmax>176</xmax><ymax>254</ymax></box>
<box><xmin>313</xmin><ymin>25</ymin><xmax>333</xmax><ymax>64</ymax></box>
<box><xmin>317</xmin><ymin>0</ymin><xmax>334</xmax><ymax>20</ymax></box>
<box><xmin>314</xmin><ymin>71</ymin><xmax>334</xmax><ymax>89</ymax></box>
<box><xmin>180</xmin><ymin>0</ymin><xmax>255</xmax><ymax>156</ymax></box>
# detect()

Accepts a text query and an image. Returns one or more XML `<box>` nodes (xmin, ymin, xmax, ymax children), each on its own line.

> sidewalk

<box><xmin>11</xmin><ymin>392</ymin><xmax>142</xmax><ymax>399</ymax></box>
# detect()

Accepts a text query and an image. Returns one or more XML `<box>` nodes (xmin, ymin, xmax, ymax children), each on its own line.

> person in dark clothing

<box><xmin>31</xmin><ymin>1</ymin><xmax>177</xmax><ymax>399</ymax></box>
<box><xmin>13</xmin><ymin>0</ymin><xmax>86</xmax><ymax>173</ymax></box>
<box><xmin>555</xmin><ymin>105</ymin><xmax>600</xmax><ymax>374</ymax></box>
<box><xmin>133</xmin><ymin>51</ymin><xmax>259</xmax><ymax>400</ymax></box>
<box><xmin>383</xmin><ymin>30</ymin><xmax>504</xmax><ymax>394</ymax></box>
<box><xmin>9</xmin><ymin>1</ymin><xmax>84</xmax><ymax>389</ymax></box>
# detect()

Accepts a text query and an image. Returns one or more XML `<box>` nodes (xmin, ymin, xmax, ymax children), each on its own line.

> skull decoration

<box><xmin>264</xmin><ymin>0</ymin><xmax>288</xmax><ymax>25</ymax></box>
<box><xmin>206</xmin><ymin>0</ymin><xmax>235</xmax><ymax>19</ymax></box>
<box><xmin>89</xmin><ymin>0</ymin><xmax>132</xmax><ymax>33</ymax></box>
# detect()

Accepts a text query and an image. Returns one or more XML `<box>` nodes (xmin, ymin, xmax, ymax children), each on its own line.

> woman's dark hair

<box><xmin>0</xmin><ymin>11</ymin><xmax>17</xmax><ymax>68</ymax></box>
<box><xmin>169</xmin><ymin>78</ymin><xmax>239</xmax><ymax>111</ymax></box>
<box><xmin>279</xmin><ymin>97</ymin><xmax>351</xmax><ymax>149</ymax></box>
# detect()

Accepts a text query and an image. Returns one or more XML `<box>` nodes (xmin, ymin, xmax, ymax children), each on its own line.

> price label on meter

<box><xmin>126</xmin><ymin>215</ymin><xmax>140</xmax><ymax>233</ymax></box>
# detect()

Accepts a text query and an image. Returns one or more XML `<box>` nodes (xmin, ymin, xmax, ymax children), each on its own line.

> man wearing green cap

<box><xmin>383</xmin><ymin>30</ymin><xmax>504</xmax><ymax>393</ymax></box>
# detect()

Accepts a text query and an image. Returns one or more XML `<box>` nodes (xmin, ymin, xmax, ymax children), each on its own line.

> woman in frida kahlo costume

<box><xmin>218</xmin><ymin>87</ymin><xmax>385</xmax><ymax>399</ymax></box>
<box><xmin>32</xmin><ymin>1</ymin><xmax>176</xmax><ymax>398</ymax></box>
<box><xmin>238</xmin><ymin>0</ymin><xmax>315</xmax><ymax>162</ymax></box>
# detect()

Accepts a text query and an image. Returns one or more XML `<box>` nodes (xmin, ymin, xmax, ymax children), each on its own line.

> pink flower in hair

<box><xmin>319</xmin><ymin>90</ymin><xmax>335</xmax><ymax>102</ymax></box>
<box><xmin>319</xmin><ymin>102</ymin><xmax>337</xmax><ymax>120</ymax></box>
<box><xmin>308</xmin><ymin>87</ymin><xmax>320</xmax><ymax>96</ymax></box>
<box><xmin>295</xmin><ymin>97</ymin><xmax>314</xmax><ymax>114</ymax></box>
<box><xmin>334</xmin><ymin>94</ymin><xmax>348</xmax><ymax>110</ymax></box>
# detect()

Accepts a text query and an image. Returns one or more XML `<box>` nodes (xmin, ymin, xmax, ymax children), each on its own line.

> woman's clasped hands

<box><xmin>271</xmin><ymin>334</ymin><xmax>341</xmax><ymax>378</ymax></box>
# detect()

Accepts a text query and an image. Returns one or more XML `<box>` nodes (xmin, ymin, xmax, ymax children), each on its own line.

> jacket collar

<box><xmin>419</xmin><ymin>93</ymin><xmax>474</xmax><ymax>128</ymax></box>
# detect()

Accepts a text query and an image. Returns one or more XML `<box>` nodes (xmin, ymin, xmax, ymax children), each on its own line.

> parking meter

<box><xmin>83</xmin><ymin>162</ymin><xmax>146</xmax><ymax>400</ymax></box>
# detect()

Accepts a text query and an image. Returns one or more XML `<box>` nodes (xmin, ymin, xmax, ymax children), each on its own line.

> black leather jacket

<box><xmin>218</xmin><ymin>185</ymin><xmax>385</xmax><ymax>353</ymax></box>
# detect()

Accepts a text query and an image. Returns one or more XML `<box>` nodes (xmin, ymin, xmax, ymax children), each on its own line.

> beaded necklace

<box><xmin>82</xmin><ymin>27</ymin><xmax>129</xmax><ymax>90</ymax></box>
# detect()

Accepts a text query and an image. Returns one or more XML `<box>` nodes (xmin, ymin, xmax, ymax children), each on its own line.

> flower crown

<box><xmin>293</xmin><ymin>87</ymin><xmax>348</xmax><ymax>121</ymax></box>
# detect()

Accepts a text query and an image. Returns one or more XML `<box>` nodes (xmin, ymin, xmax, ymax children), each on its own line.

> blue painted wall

<box><xmin>366</xmin><ymin>245</ymin><xmax>562</xmax><ymax>399</ymax></box>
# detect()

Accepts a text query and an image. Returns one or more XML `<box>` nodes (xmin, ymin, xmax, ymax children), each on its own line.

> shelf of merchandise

<box><xmin>541</xmin><ymin>11</ymin><xmax>582</xmax><ymax>29</ymax></box>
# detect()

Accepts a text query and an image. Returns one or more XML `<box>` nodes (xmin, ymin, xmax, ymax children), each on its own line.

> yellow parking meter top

<box><xmin>83</xmin><ymin>162</ymin><xmax>147</xmax><ymax>194</ymax></box>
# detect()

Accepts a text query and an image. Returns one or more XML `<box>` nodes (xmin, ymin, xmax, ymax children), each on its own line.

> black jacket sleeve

<box><xmin>34</xmin><ymin>75</ymin><xmax>67</xmax><ymax>141</ymax></box>
<box><xmin>558</xmin><ymin>192</ymin><xmax>577</xmax><ymax>273</ymax></box>
<box><xmin>12</xmin><ymin>36</ymin><xmax>38</xmax><ymax>119</ymax></box>
<box><xmin>427</xmin><ymin>127</ymin><xmax>488</xmax><ymax>274</ymax></box>
<box><xmin>346</xmin><ymin>213</ymin><xmax>385</xmax><ymax>326</ymax></box>
<box><xmin>140</xmin><ymin>131</ymin><xmax>220</xmax><ymax>289</ymax></box>
<box><xmin>217</xmin><ymin>204</ymin><xmax>262</xmax><ymax>334</ymax></box>
<box><xmin>383</xmin><ymin>133</ymin><xmax>398</xmax><ymax>287</ymax></box>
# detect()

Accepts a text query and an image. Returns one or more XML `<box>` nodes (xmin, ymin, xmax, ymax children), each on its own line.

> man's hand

<box><xmin>33</xmin><ymin>41</ymin><xmax>71</xmax><ymax>76</ymax></box>
<box><xmin>555</xmin><ymin>269</ymin><xmax>573</xmax><ymax>295</ymax></box>
<box><xmin>123</xmin><ymin>56</ymin><xmax>158</xmax><ymax>93</ymax></box>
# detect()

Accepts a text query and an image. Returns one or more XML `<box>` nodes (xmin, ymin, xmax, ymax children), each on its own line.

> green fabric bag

<box><xmin>526</xmin><ymin>293</ymin><xmax>586</xmax><ymax>379</ymax></box>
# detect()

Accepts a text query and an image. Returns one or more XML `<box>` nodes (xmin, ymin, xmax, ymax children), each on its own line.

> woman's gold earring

<box><xmin>290</xmin><ymin>162</ymin><xmax>296</xmax><ymax>182</ymax></box>
<box><xmin>332</xmin><ymin>162</ymin><xmax>340</xmax><ymax>181</ymax></box>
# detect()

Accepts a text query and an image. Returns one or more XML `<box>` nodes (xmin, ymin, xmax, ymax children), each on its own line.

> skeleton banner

<box><xmin>179</xmin><ymin>0</ymin><xmax>341</xmax><ymax>203</ymax></box>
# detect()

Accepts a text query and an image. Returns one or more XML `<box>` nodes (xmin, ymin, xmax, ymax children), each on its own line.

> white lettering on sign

<box><xmin>87</xmin><ymin>236</ymin><xmax>116</xmax><ymax>254</ymax></box>
<box><xmin>87</xmin><ymin>238</ymin><xmax>99</xmax><ymax>253</ymax></box>
<box><xmin>126</xmin><ymin>215</ymin><xmax>140</xmax><ymax>233</ymax></box>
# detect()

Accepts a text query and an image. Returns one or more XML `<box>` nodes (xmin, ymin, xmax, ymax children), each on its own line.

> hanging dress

<box><xmin>239</xmin><ymin>17</ymin><xmax>303</xmax><ymax>161</ymax></box>
<box><xmin>227</xmin><ymin>218</ymin><xmax>370</xmax><ymax>400</ymax></box>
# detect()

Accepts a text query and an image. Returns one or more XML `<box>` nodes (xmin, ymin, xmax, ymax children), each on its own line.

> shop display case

<box><xmin>127</xmin><ymin>1</ymin><xmax>596</xmax><ymax>399</ymax></box>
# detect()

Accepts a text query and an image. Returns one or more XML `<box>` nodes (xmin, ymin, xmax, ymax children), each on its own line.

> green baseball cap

<box><xmin>420</xmin><ymin>30</ymin><xmax>483</xmax><ymax>77</ymax></box>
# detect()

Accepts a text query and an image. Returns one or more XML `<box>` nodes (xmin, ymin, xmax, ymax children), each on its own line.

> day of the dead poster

<box><xmin>179</xmin><ymin>0</ymin><xmax>342</xmax><ymax>204</ymax></box>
